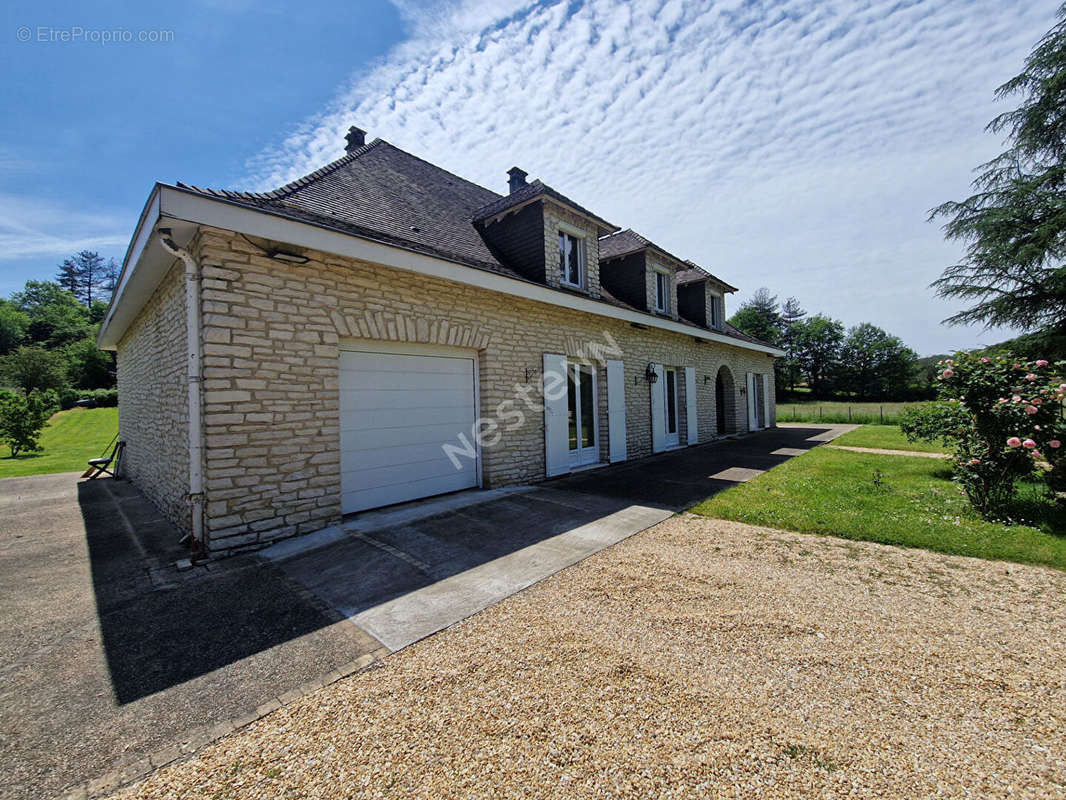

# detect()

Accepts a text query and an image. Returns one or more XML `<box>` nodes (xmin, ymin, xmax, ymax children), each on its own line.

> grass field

<box><xmin>831</xmin><ymin>424</ymin><xmax>950</xmax><ymax>454</ymax></box>
<box><xmin>692</xmin><ymin>446</ymin><xmax>1066</xmax><ymax>570</ymax></box>
<box><xmin>777</xmin><ymin>400</ymin><xmax>931</xmax><ymax>424</ymax></box>
<box><xmin>0</xmin><ymin>407</ymin><xmax>118</xmax><ymax>479</ymax></box>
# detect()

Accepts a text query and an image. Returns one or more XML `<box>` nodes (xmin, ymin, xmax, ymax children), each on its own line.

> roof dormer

<box><xmin>473</xmin><ymin>171</ymin><xmax>617</xmax><ymax>297</ymax></box>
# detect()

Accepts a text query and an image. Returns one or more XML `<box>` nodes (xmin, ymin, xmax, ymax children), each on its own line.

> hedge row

<box><xmin>58</xmin><ymin>387</ymin><xmax>118</xmax><ymax>409</ymax></box>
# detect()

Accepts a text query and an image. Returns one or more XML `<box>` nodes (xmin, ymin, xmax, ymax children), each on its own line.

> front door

<box><xmin>568</xmin><ymin>363</ymin><xmax>598</xmax><ymax>466</ymax></box>
<box><xmin>664</xmin><ymin>368</ymin><xmax>680</xmax><ymax>447</ymax></box>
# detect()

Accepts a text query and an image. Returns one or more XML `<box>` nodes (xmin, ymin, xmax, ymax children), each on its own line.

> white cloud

<box><xmin>245</xmin><ymin>0</ymin><xmax>1060</xmax><ymax>354</ymax></box>
<box><xmin>0</xmin><ymin>194</ymin><xmax>129</xmax><ymax>261</ymax></box>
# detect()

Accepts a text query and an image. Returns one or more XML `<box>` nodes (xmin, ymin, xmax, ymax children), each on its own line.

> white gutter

<box><xmin>157</xmin><ymin>230</ymin><xmax>205</xmax><ymax>551</ymax></box>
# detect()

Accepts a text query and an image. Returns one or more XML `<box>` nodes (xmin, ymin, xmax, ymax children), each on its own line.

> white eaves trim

<box><xmin>99</xmin><ymin>184</ymin><xmax>785</xmax><ymax>357</ymax></box>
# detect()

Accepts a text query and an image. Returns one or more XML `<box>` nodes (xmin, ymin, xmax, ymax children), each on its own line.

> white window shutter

<box><xmin>607</xmin><ymin>359</ymin><xmax>627</xmax><ymax>462</ymax></box>
<box><xmin>650</xmin><ymin>363</ymin><xmax>666</xmax><ymax>453</ymax></box>
<box><xmin>543</xmin><ymin>353</ymin><xmax>569</xmax><ymax>476</ymax></box>
<box><xmin>746</xmin><ymin>372</ymin><xmax>757</xmax><ymax>431</ymax></box>
<box><xmin>685</xmin><ymin>367</ymin><xmax>698</xmax><ymax>445</ymax></box>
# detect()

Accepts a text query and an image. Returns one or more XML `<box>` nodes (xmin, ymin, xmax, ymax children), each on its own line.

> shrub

<box><xmin>901</xmin><ymin>353</ymin><xmax>1065</xmax><ymax>517</ymax></box>
<box><xmin>0</xmin><ymin>389</ymin><xmax>58</xmax><ymax>456</ymax></box>
<box><xmin>82</xmin><ymin>388</ymin><xmax>118</xmax><ymax>407</ymax></box>
<box><xmin>0</xmin><ymin>345</ymin><xmax>67</xmax><ymax>394</ymax></box>
<box><xmin>58</xmin><ymin>387</ymin><xmax>79</xmax><ymax>410</ymax></box>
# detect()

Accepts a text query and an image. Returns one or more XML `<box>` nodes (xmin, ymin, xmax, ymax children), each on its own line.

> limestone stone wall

<box><xmin>190</xmin><ymin>227</ymin><xmax>776</xmax><ymax>552</ymax></box>
<box><xmin>116</xmin><ymin>261</ymin><xmax>190</xmax><ymax>528</ymax></box>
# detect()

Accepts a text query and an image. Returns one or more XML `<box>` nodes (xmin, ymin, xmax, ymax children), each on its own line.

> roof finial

<box><xmin>345</xmin><ymin>126</ymin><xmax>366</xmax><ymax>153</ymax></box>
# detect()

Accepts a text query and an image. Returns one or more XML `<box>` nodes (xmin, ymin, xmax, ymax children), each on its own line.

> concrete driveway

<box><xmin>0</xmin><ymin>424</ymin><xmax>846</xmax><ymax>800</ymax></box>
<box><xmin>268</xmin><ymin>425</ymin><xmax>852</xmax><ymax>653</ymax></box>
<box><xmin>0</xmin><ymin>475</ymin><xmax>380</xmax><ymax>800</ymax></box>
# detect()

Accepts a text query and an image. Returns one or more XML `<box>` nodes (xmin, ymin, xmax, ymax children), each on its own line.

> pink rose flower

<box><xmin>1050</xmin><ymin>440</ymin><xmax>1061</xmax><ymax>449</ymax></box>
<box><xmin>1026</xmin><ymin>405</ymin><xmax>1038</xmax><ymax>415</ymax></box>
<box><xmin>1013</xmin><ymin>363</ymin><xmax>1021</xmax><ymax>369</ymax></box>
<box><xmin>998</xmin><ymin>397</ymin><xmax>1008</xmax><ymax>404</ymax></box>
<box><xmin>1025</xmin><ymin>373</ymin><xmax>1037</xmax><ymax>381</ymax></box>
<box><xmin>969</xmin><ymin>458</ymin><xmax>981</xmax><ymax>466</ymax></box>
<box><xmin>1012</xmin><ymin>395</ymin><xmax>1022</xmax><ymax>403</ymax></box>
<box><xmin>1007</xmin><ymin>437</ymin><xmax>1022</xmax><ymax>448</ymax></box>
<box><xmin>941</xmin><ymin>369</ymin><xmax>954</xmax><ymax>379</ymax></box>
<box><xmin>1036</xmin><ymin>359</ymin><xmax>1048</xmax><ymax>367</ymax></box>
<box><xmin>1032</xmin><ymin>398</ymin><xmax>1041</xmax><ymax>405</ymax></box>
<box><xmin>981</xmin><ymin>357</ymin><xmax>990</xmax><ymax>363</ymax></box>
<box><xmin>1023</xmin><ymin>439</ymin><xmax>1037</xmax><ymax>450</ymax></box>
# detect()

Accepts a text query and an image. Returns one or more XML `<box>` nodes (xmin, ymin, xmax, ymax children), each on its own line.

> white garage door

<box><xmin>339</xmin><ymin>345</ymin><xmax>478</xmax><ymax>513</ymax></box>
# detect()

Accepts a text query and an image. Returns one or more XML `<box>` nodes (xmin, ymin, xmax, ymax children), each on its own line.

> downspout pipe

<box><xmin>158</xmin><ymin>230</ymin><xmax>205</xmax><ymax>552</ymax></box>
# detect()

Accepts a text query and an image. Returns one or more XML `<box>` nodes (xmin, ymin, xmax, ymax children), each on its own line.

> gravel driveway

<box><xmin>115</xmin><ymin>516</ymin><xmax>1066</xmax><ymax>799</ymax></box>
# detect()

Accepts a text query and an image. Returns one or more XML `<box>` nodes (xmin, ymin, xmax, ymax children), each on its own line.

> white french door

<box><xmin>664</xmin><ymin>368</ymin><xmax>680</xmax><ymax>447</ymax></box>
<box><xmin>567</xmin><ymin>363</ymin><xmax>599</xmax><ymax>466</ymax></box>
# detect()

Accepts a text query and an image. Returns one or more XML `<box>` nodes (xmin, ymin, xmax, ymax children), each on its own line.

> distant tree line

<box><xmin>0</xmin><ymin>251</ymin><xmax>118</xmax><ymax>398</ymax></box>
<box><xmin>728</xmin><ymin>288</ymin><xmax>924</xmax><ymax>401</ymax></box>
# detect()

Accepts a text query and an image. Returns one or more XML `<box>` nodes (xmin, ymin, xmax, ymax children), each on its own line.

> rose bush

<box><xmin>900</xmin><ymin>353</ymin><xmax>1065</xmax><ymax>517</ymax></box>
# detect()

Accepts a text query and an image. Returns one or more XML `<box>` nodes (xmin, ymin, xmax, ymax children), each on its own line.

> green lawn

<box><xmin>692</xmin><ymin>447</ymin><xmax>1066</xmax><ymax>570</ymax></box>
<box><xmin>831</xmin><ymin>424</ymin><xmax>950</xmax><ymax>454</ymax></box>
<box><xmin>0</xmin><ymin>407</ymin><xmax>118</xmax><ymax>479</ymax></box>
<box><xmin>777</xmin><ymin>399</ymin><xmax>930</xmax><ymax>424</ymax></box>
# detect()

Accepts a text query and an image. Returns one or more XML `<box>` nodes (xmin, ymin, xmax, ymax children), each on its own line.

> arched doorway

<box><xmin>715</xmin><ymin>365</ymin><xmax>736</xmax><ymax>435</ymax></box>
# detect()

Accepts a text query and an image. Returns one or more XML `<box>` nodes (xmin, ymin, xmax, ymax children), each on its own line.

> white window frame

<box><xmin>653</xmin><ymin>268</ymin><xmax>671</xmax><ymax>313</ymax></box>
<box><xmin>558</xmin><ymin>226</ymin><xmax>586</xmax><ymax>289</ymax></box>
<box><xmin>708</xmin><ymin>291</ymin><xmax>723</xmax><ymax>329</ymax></box>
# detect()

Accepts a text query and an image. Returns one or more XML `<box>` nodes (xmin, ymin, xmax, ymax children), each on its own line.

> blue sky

<box><xmin>1</xmin><ymin>0</ymin><xmax>1060</xmax><ymax>354</ymax></box>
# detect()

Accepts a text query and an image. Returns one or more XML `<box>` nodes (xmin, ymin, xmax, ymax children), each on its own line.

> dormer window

<box><xmin>654</xmin><ymin>269</ymin><xmax>670</xmax><ymax>313</ymax></box>
<box><xmin>559</xmin><ymin>230</ymin><xmax>585</xmax><ymax>288</ymax></box>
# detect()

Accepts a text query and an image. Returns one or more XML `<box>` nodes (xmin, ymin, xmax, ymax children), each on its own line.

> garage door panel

<box><xmin>339</xmin><ymin>346</ymin><xmax>478</xmax><ymax>514</ymax></box>
<box><xmin>340</xmin><ymin>440</ymin><xmax>467</xmax><ymax>472</ymax></box>
<box><xmin>339</xmin><ymin>370</ymin><xmax>474</xmax><ymax>393</ymax></box>
<box><xmin>342</xmin><ymin>470</ymin><xmax>476</xmax><ymax>515</ymax></box>
<box><xmin>341</xmin><ymin>422</ymin><xmax>472</xmax><ymax>451</ymax></box>
<box><xmin>340</xmin><ymin>387</ymin><xmax>474</xmax><ymax>411</ymax></box>
<box><xmin>340</xmin><ymin>352</ymin><xmax>472</xmax><ymax>376</ymax></box>
<box><xmin>342</xmin><ymin>458</ymin><xmax>472</xmax><ymax>492</ymax></box>
<box><xmin>341</xmin><ymin>406</ymin><xmax>474</xmax><ymax>432</ymax></box>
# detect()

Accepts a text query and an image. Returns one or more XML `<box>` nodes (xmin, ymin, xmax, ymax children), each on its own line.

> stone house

<box><xmin>98</xmin><ymin>127</ymin><xmax>782</xmax><ymax>554</ymax></box>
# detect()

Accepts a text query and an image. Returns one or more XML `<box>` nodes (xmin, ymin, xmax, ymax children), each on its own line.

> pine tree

<box><xmin>55</xmin><ymin>251</ymin><xmax>118</xmax><ymax>307</ymax></box>
<box><xmin>778</xmin><ymin>297</ymin><xmax>807</xmax><ymax>393</ymax></box>
<box><xmin>931</xmin><ymin>7</ymin><xmax>1066</xmax><ymax>335</ymax></box>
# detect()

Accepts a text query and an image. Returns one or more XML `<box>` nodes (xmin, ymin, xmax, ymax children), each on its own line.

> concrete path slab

<box><xmin>350</xmin><ymin>498</ymin><xmax>672</xmax><ymax>651</ymax></box>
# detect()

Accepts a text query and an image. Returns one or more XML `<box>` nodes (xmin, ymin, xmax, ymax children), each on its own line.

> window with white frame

<box><xmin>654</xmin><ymin>269</ymin><xmax>670</xmax><ymax>313</ymax></box>
<box><xmin>708</xmin><ymin>292</ymin><xmax>724</xmax><ymax>329</ymax></box>
<box><xmin>558</xmin><ymin>231</ymin><xmax>584</xmax><ymax>288</ymax></box>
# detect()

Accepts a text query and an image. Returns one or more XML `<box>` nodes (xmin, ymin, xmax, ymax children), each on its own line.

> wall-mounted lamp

<box><xmin>703</xmin><ymin>375</ymin><xmax>712</xmax><ymax>384</ymax></box>
<box><xmin>267</xmin><ymin>250</ymin><xmax>309</xmax><ymax>264</ymax></box>
<box><xmin>525</xmin><ymin>367</ymin><xmax>539</xmax><ymax>382</ymax></box>
<box><xmin>644</xmin><ymin>363</ymin><xmax>659</xmax><ymax>384</ymax></box>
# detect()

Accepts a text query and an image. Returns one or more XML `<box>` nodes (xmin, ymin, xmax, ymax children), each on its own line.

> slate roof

<box><xmin>599</xmin><ymin>229</ymin><xmax>738</xmax><ymax>292</ymax></box>
<box><xmin>176</xmin><ymin>137</ymin><xmax>769</xmax><ymax>351</ymax></box>
<box><xmin>472</xmin><ymin>179</ymin><xmax>617</xmax><ymax>234</ymax></box>
<box><xmin>179</xmin><ymin>139</ymin><xmax>521</xmax><ymax>277</ymax></box>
